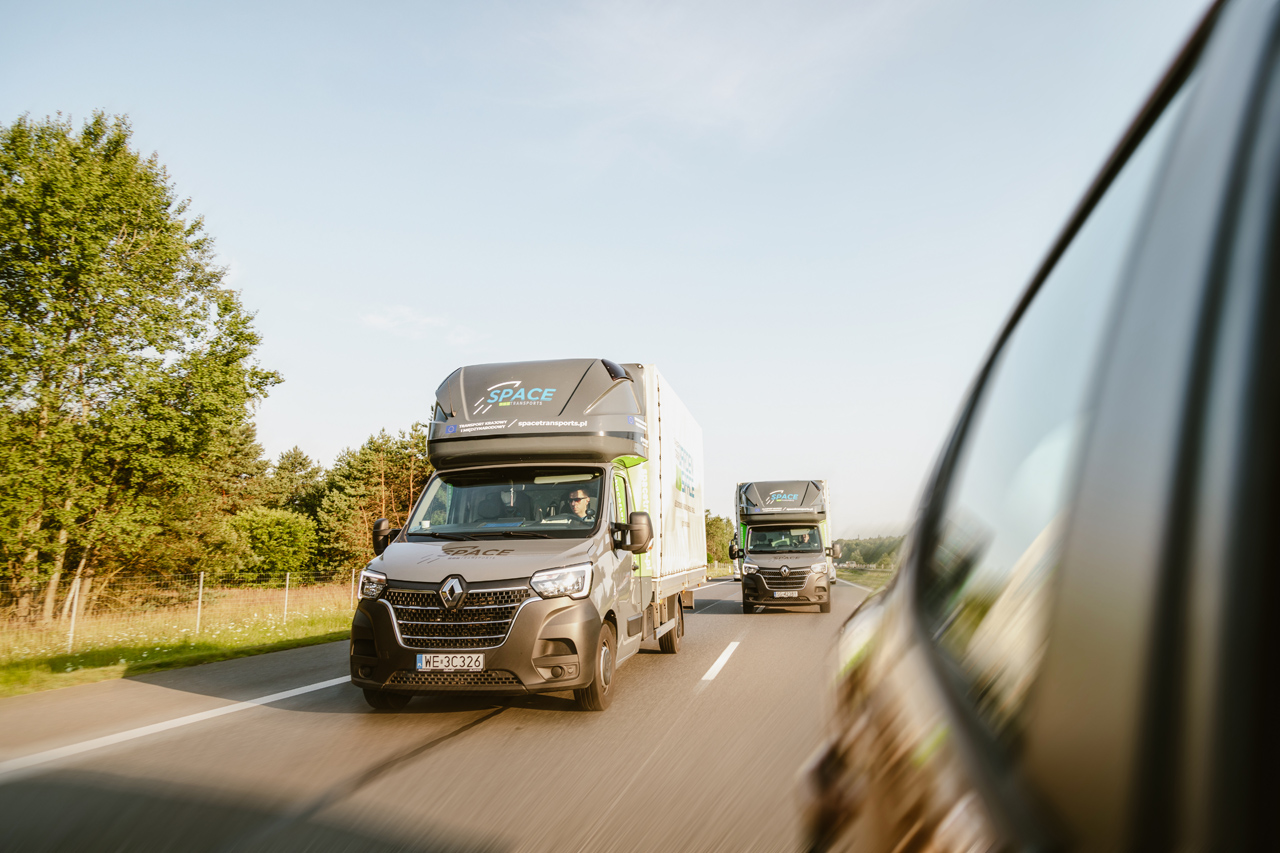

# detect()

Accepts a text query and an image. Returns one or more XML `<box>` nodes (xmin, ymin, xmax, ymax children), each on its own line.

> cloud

<box><xmin>528</xmin><ymin>0</ymin><xmax>939</xmax><ymax>149</ymax></box>
<box><xmin>360</xmin><ymin>306</ymin><xmax>481</xmax><ymax>347</ymax></box>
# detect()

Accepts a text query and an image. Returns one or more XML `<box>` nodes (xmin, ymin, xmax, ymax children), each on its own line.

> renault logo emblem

<box><xmin>780</xmin><ymin>566</ymin><xmax>790</xmax><ymax>578</ymax></box>
<box><xmin>440</xmin><ymin>576</ymin><xmax>466</xmax><ymax>610</ymax></box>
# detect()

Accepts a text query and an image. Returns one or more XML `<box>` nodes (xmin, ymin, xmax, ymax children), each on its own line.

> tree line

<box><xmin>834</xmin><ymin>536</ymin><xmax>903</xmax><ymax>568</ymax></box>
<box><xmin>0</xmin><ymin>112</ymin><xmax>437</xmax><ymax>623</ymax></box>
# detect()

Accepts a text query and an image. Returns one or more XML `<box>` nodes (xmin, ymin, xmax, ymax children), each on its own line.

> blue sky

<box><xmin>3</xmin><ymin>0</ymin><xmax>1208</xmax><ymax>534</ymax></box>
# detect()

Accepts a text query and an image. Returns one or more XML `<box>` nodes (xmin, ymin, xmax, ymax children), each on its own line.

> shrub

<box><xmin>229</xmin><ymin>507</ymin><xmax>317</xmax><ymax>584</ymax></box>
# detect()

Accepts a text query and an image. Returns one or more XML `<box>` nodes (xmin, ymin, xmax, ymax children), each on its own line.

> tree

<box><xmin>313</xmin><ymin>425</ymin><xmax>432</xmax><ymax>576</ymax></box>
<box><xmin>264</xmin><ymin>447</ymin><xmax>325</xmax><ymax>516</ymax></box>
<box><xmin>705</xmin><ymin>510</ymin><xmax>734</xmax><ymax>563</ymax></box>
<box><xmin>229</xmin><ymin>507</ymin><xmax>317</xmax><ymax>585</ymax></box>
<box><xmin>0</xmin><ymin>111</ymin><xmax>279</xmax><ymax>618</ymax></box>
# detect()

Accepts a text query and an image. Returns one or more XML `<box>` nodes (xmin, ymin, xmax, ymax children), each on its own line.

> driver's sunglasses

<box><xmin>570</xmin><ymin>496</ymin><xmax>589</xmax><ymax>502</ymax></box>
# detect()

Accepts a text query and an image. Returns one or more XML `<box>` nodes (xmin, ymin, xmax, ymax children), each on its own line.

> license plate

<box><xmin>774</xmin><ymin>591</ymin><xmax>799</xmax><ymax>598</ymax></box>
<box><xmin>417</xmin><ymin>653</ymin><xmax>484</xmax><ymax>671</ymax></box>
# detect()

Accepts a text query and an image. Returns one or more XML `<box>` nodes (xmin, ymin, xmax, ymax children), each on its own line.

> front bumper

<box><xmin>742</xmin><ymin>571</ymin><xmax>829</xmax><ymax>606</ymax></box>
<box><xmin>349</xmin><ymin>591</ymin><xmax>602</xmax><ymax>695</ymax></box>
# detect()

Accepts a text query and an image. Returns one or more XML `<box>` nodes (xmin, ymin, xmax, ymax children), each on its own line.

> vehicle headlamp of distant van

<box><xmin>359</xmin><ymin>568</ymin><xmax>387</xmax><ymax>600</ymax></box>
<box><xmin>531</xmin><ymin>563</ymin><xmax>593</xmax><ymax>599</ymax></box>
<box><xmin>742</xmin><ymin>562</ymin><xmax>758</xmax><ymax>574</ymax></box>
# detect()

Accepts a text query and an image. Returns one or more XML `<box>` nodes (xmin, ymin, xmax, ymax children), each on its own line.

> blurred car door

<box><xmin>809</xmin><ymin>0</ymin><xmax>1280</xmax><ymax>848</ymax></box>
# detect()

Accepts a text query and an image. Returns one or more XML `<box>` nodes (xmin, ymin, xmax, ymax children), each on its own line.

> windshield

<box><xmin>406</xmin><ymin>466</ymin><xmax>604</xmax><ymax>539</ymax></box>
<box><xmin>747</xmin><ymin>526</ymin><xmax>822</xmax><ymax>554</ymax></box>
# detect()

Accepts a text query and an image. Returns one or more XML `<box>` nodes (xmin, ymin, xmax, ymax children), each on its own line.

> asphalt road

<box><xmin>0</xmin><ymin>579</ymin><xmax>868</xmax><ymax>852</ymax></box>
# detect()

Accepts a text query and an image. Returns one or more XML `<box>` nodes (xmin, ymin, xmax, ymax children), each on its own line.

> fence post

<box><xmin>65</xmin><ymin>577</ymin><xmax>81</xmax><ymax>655</ymax></box>
<box><xmin>195</xmin><ymin>571</ymin><xmax>205</xmax><ymax>637</ymax></box>
<box><xmin>284</xmin><ymin>572</ymin><xmax>290</xmax><ymax>623</ymax></box>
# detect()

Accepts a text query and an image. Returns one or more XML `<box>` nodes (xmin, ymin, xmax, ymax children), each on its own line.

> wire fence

<box><xmin>0</xmin><ymin>570</ymin><xmax>360</xmax><ymax>665</ymax></box>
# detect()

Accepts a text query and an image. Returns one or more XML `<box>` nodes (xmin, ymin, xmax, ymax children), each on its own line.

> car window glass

<box><xmin>921</xmin><ymin>83</ymin><xmax>1192</xmax><ymax>743</ymax></box>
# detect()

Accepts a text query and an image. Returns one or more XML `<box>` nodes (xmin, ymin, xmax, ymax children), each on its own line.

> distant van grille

<box><xmin>758</xmin><ymin>567</ymin><xmax>809</xmax><ymax>590</ymax></box>
<box><xmin>386</xmin><ymin>586</ymin><xmax>531</xmax><ymax>650</ymax></box>
<box><xmin>388</xmin><ymin>669</ymin><xmax>522</xmax><ymax>687</ymax></box>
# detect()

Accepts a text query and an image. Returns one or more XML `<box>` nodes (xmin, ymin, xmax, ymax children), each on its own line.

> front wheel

<box><xmin>659</xmin><ymin>599</ymin><xmax>684</xmax><ymax>653</ymax></box>
<box><xmin>363</xmin><ymin>688</ymin><xmax>411</xmax><ymax>711</ymax></box>
<box><xmin>575</xmin><ymin>622</ymin><xmax>617</xmax><ymax>711</ymax></box>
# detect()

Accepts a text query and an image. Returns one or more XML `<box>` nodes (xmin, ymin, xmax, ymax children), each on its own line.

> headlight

<box><xmin>531</xmin><ymin>563</ymin><xmax>592</xmax><ymax>599</ymax></box>
<box><xmin>810</xmin><ymin>563</ymin><xmax>827</xmax><ymax>574</ymax></box>
<box><xmin>742</xmin><ymin>563</ymin><xmax>758</xmax><ymax>574</ymax></box>
<box><xmin>360</xmin><ymin>568</ymin><xmax>387</xmax><ymax>599</ymax></box>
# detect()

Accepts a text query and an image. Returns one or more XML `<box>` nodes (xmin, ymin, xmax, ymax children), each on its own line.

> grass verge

<box><xmin>1</xmin><ymin>615</ymin><xmax>351</xmax><ymax>699</ymax></box>
<box><xmin>836</xmin><ymin>567</ymin><xmax>895</xmax><ymax>592</ymax></box>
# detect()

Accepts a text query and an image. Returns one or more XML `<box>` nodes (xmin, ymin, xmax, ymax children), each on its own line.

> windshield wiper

<box><xmin>409</xmin><ymin>531</ymin><xmax>476</xmax><ymax>541</ymax></box>
<box><xmin>471</xmin><ymin>530</ymin><xmax>553</xmax><ymax>539</ymax></box>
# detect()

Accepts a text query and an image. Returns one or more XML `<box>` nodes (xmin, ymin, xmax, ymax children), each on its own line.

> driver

<box><xmin>564</xmin><ymin>488</ymin><xmax>595</xmax><ymax>523</ymax></box>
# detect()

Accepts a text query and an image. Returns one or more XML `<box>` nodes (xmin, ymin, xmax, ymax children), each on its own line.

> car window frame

<box><xmin>895</xmin><ymin>4</ymin><xmax>1223</xmax><ymax>845</ymax></box>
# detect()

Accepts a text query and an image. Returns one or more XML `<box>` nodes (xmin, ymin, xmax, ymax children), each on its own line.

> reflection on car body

<box><xmin>809</xmin><ymin>0</ymin><xmax>1280</xmax><ymax>849</ymax></box>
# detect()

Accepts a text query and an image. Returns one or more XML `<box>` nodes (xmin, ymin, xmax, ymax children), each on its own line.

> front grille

<box><xmin>386</xmin><ymin>585</ymin><xmax>531</xmax><ymax>650</ymax></box>
<box><xmin>758</xmin><ymin>566</ymin><xmax>810</xmax><ymax>590</ymax></box>
<box><xmin>388</xmin><ymin>669</ymin><xmax>522</xmax><ymax>687</ymax></box>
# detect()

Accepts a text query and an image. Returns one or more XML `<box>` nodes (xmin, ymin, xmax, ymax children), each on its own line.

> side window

<box><xmin>921</xmin><ymin>84</ymin><xmax>1192</xmax><ymax>743</ymax></box>
<box><xmin>423</xmin><ymin>483</ymin><xmax>452</xmax><ymax>527</ymax></box>
<box><xmin>613</xmin><ymin>473</ymin><xmax>630</xmax><ymax>523</ymax></box>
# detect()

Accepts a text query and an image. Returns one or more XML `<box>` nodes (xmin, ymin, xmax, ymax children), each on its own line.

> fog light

<box><xmin>358</xmin><ymin>665</ymin><xmax>373</xmax><ymax>678</ymax></box>
<box><xmin>551</xmin><ymin>666</ymin><xmax>565</xmax><ymax>678</ymax></box>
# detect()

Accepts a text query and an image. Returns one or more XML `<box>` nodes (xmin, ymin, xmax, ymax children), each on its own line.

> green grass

<box><xmin>0</xmin><ymin>610</ymin><xmax>351</xmax><ymax>698</ymax></box>
<box><xmin>837</xmin><ymin>567</ymin><xmax>896</xmax><ymax>592</ymax></box>
<box><xmin>706</xmin><ymin>562</ymin><xmax>736</xmax><ymax>578</ymax></box>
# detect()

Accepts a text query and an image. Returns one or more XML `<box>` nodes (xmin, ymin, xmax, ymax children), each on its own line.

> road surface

<box><xmin>0</xmin><ymin>579</ymin><xmax>868</xmax><ymax>852</ymax></box>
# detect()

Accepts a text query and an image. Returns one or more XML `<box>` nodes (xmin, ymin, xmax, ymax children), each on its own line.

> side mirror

<box><xmin>619</xmin><ymin>511</ymin><xmax>653</xmax><ymax>553</ymax></box>
<box><xmin>825</xmin><ymin>546</ymin><xmax>834</xmax><ymax>558</ymax></box>
<box><xmin>372</xmin><ymin>518</ymin><xmax>391</xmax><ymax>556</ymax></box>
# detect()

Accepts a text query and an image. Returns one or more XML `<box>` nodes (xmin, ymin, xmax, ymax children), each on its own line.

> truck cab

<box><xmin>732</xmin><ymin>480</ymin><xmax>834</xmax><ymax>614</ymax></box>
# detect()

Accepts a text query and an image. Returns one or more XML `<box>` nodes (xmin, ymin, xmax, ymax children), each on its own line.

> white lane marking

<box><xmin>837</xmin><ymin>579</ymin><xmax>874</xmax><ymax>591</ymax></box>
<box><xmin>0</xmin><ymin>676</ymin><xmax>350</xmax><ymax>782</ymax></box>
<box><xmin>701</xmin><ymin>642</ymin><xmax>740</xmax><ymax>682</ymax></box>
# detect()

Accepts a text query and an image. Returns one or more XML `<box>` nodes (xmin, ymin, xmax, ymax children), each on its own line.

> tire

<box><xmin>575</xmin><ymin>622</ymin><xmax>617</xmax><ymax>711</ymax></box>
<box><xmin>743</xmin><ymin>600</ymin><xmax>755</xmax><ymax>614</ymax></box>
<box><xmin>819</xmin><ymin>599</ymin><xmax>832</xmax><ymax>613</ymax></box>
<box><xmin>659</xmin><ymin>599</ymin><xmax>684</xmax><ymax>654</ymax></box>
<box><xmin>363</xmin><ymin>688</ymin><xmax>411</xmax><ymax>711</ymax></box>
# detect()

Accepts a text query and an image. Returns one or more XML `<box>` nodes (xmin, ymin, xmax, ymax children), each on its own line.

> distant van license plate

<box><xmin>417</xmin><ymin>653</ymin><xmax>484</xmax><ymax>671</ymax></box>
<box><xmin>774</xmin><ymin>591</ymin><xmax>799</xmax><ymax>598</ymax></box>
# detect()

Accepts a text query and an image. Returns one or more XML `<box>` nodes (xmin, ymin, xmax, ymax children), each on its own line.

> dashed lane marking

<box><xmin>701</xmin><ymin>641</ymin><xmax>740</xmax><ymax>681</ymax></box>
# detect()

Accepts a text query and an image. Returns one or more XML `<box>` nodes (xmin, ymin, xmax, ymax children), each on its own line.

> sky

<box><xmin>3</xmin><ymin>0</ymin><xmax>1210</xmax><ymax>536</ymax></box>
